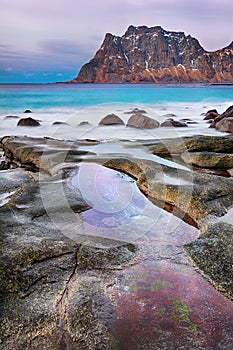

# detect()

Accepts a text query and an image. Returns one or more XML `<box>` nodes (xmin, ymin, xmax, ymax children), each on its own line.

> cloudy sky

<box><xmin>1</xmin><ymin>0</ymin><xmax>232</xmax><ymax>83</ymax></box>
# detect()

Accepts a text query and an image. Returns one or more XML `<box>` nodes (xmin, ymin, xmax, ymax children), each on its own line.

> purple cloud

<box><xmin>0</xmin><ymin>0</ymin><xmax>232</xmax><ymax>82</ymax></box>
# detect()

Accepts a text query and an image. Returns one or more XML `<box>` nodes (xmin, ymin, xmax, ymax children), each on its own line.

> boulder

<box><xmin>127</xmin><ymin>113</ymin><xmax>159</xmax><ymax>129</ymax></box>
<box><xmin>210</xmin><ymin>105</ymin><xmax>233</xmax><ymax>128</ymax></box>
<box><xmin>161</xmin><ymin>120</ymin><xmax>188</xmax><ymax>127</ymax></box>
<box><xmin>52</xmin><ymin>121</ymin><xmax>69</xmax><ymax>125</ymax></box>
<box><xmin>215</xmin><ymin>117</ymin><xmax>233</xmax><ymax>133</ymax></box>
<box><xmin>220</xmin><ymin>105</ymin><xmax>233</xmax><ymax>118</ymax></box>
<box><xmin>203</xmin><ymin>109</ymin><xmax>219</xmax><ymax>120</ymax></box>
<box><xmin>162</xmin><ymin>113</ymin><xmax>178</xmax><ymax>118</ymax></box>
<box><xmin>124</xmin><ymin>108</ymin><xmax>147</xmax><ymax>114</ymax></box>
<box><xmin>99</xmin><ymin>114</ymin><xmax>124</xmax><ymax>126</ymax></box>
<box><xmin>4</xmin><ymin>115</ymin><xmax>19</xmax><ymax>120</ymax></box>
<box><xmin>17</xmin><ymin>117</ymin><xmax>40</xmax><ymax>127</ymax></box>
<box><xmin>24</xmin><ymin>109</ymin><xmax>32</xmax><ymax>113</ymax></box>
<box><xmin>78</xmin><ymin>121</ymin><xmax>91</xmax><ymax>126</ymax></box>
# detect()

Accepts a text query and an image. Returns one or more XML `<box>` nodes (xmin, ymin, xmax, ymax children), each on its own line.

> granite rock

<box><xmin>99</xmin><ymin>114</ymin><xmax>125</xmax><ymax>126</ymax></box>
<box><xmin>127</xmin><ymin>113</ymin><xmax>160</xmax><ymax>129</ymax></box>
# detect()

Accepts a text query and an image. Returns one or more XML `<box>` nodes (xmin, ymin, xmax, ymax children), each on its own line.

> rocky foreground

<box><xmin>0</xmin><ymin>133</ymin><xmax>233</xmax><ymax>349</ymax></box>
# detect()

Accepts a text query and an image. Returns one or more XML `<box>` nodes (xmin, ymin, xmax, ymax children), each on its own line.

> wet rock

<box><xmin>4</xmin><ymin>115</ymin><xmax>19</xmax><ymax>119</ymax></box>
<box><xmin>1</xmin><ymin>134</ymin><xmax>233</xmax><ymax>349</ymax></box>
<box><xmin>105</xmin><ymin>156</ymin><xmax>233</xmax><ymax>223</ymax></box>
<box><xmin>1</xmin><ymin>136</ymin><xmax>94</xmax><ymax>173</ymax></box>
<box><xmin>0</xmin><ymin>166</ymin><xmax>136</xmax><ymax>349</ymax></box>
<box><xmin>17</xmin><ymin>117</ymin><xmax>40</xmax><ymax>127</ymax></box>
<box><xmin>161</xmin><ymin>119</ymin><xmax>188</xmax><ymax>127</ymax></box>
<box><xmin>220</xmin><ymin>105</ymin><xmax>233</xmax><ymax>118</ymax></box>
<box><xmin>215</xmin><ymin>117</ymin><xmax>233</xmax><ymax>133</ymax></box>
<box><xmin>124</xmin><ymin>107</ymin><xmax>147</xmax><ymax>114</ymax></box>
<box><xmin>24</xmin><ymin>109</ymin><xmax>32</xmax><ymax>113</ymax></box>
<box><xmin>209</xmin><ymin>105</ymin><xmax>233</xmax><ymax>129</ymax></box>
<box><xmin>78</xmin><ymin>121</ymin><xmax>91</xmax><ymax>126</ymax></box>
<box><xmin>162</xmin><ymin>113</ymin><xmax>178</xmax><ymax>118</ymax></box>
<box><xmin>66</xmin><ymin>274</ymin><xmax>119</xmax><ymax>350</ymax></box>
<box><xmin>181</xmin><ymin>151</ymin><xmax>233</xmax><ymax>169</ymax></box>
<box><xmin>127</xmin><ymin>113</ymin><xmax>159</xmax><ymax>129</ymax></box>
<box><xmin>99</xmin><ymin>114</ymin><xmax>124</xmax><ymax>126</ymax></box>
<box><xmin>149</xmin><ymin>135</ymin><xmax>233</xmax><ymax>158</ymax></box>
<box><xmin>203</xmin><ymin>109</ymin><xmax>219</xmax><ymax>120</ymax></box>
<box><xmin>0</xmin><ymin>161</ymin><xmax>10</xmax><ymax>170</ymax></box>
<box><xmin>0</xmin><ymin>168</ymin><xmax>34</xmax><ymax>196</ymax></box>
<box><xmin>184</xmin><ymin>221</ymin><xmax>233</xmax><ymax>299</ymax></box>
<box><xmin>52</xmin><ymin>121</ymin><xmax>69</xmax><ymax>125</ymax></box>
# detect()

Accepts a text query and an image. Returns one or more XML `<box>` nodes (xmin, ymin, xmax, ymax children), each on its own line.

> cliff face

<box><xmin>71</xmin><ymin>25</ymin><xmax>233</xmax><ymax>83</ymax></box>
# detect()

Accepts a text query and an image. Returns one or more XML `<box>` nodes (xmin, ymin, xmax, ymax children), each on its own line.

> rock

<box><xmin>17</xmin><ymin>117</ymin><xmax>40</xmax><ymax>127</ymax></box>
<box><xmin>203</xmin><ymin>109</ymin><xmax>219</xmax><ymax>120</ymax></box>
<box><xmin>0</xmin><ymin>168</ymin><xmax>33</xmax><ymax>195</ymax></box>
<box><xmin>1</xmin><ymin>135</ymin><xmax>233</xmax><ymax>349</ymax></box>
<box><xmin>184</xmin><ymin>221</ymin><xmax>233</xmax><ymax>299</ymax></box>
<box><xmin>52</xmin><ymin>121</ymin><xmax>69</xmax><ymax>125</ymax></box>
<box><xmin>105</xmin><ymin>156</ymin><xmax>233</xmax><ymax>224</ymax></box>
<box><xmin>69</xmin><ymin>25</ymin><xmax>233</xmax><ymax>83</ymax></box>
<box><xmin>181</xmin><ymin>151</ymin><xmax>233</xmax><ymax>169</ymax></box>
<box><xmin>127</xmin><ymin>113</ymin><xmax>159</xmax><ymax>129</ymax></box>
<box><xmin>149</xmin><ymin>135</ymin><xmax>233</xmax><ymax>157</ymax></box>
<box><xmin>0</xmin><ymin>156</ymin><xmax>135</xmax><ymax>349</ymax></box>
<box><xmin>215</xmin><ymin>117</ymin><xmax>233</xmax><ymax>133</ymax></box>
<box><xmin>162</xmin><ymin>113</ymin><xmax>178</xmax><ymax>118</ymax></box>
<box><xmin>0</xmin><ymin>161</ymin><xmax>10</xmax><ymax>170</ymax></box>
<box><xmin>220</xmin><ymin>105</ymin><xmax>233</xmax><ymax>118</ymax></box>
<box><xmin>161</xmin><ymin>119</ymin><xmax>188</xmax><ymax>127</ymax></box>
<box><xmin>4</xmin><ymin>115</ymin><xmax>19</xmax><ymax>119</ymax></box>
<box><xmin>24</xmin><ymin>109</ymin><xmax>32</xmax><ymax>113</ymax></box>
<box><xmin>99</xmin><ymin>114</ymin><xmax>124</xmax><ymax>126</ymax></box>
<box><xmin>124</xmin><ymin>108</ymin><xmax>147</xmax><ymax>114</ymax></box>
<box><xmin>210</xmin><ymin>105</ymin><xmax>233</xmax><ymax>128</ymax></box>
<box><xmin>1</xmin><ymin>136</ymin><xmax>95</xmax><ymax>173</ymax></box>
<box><xmin>180</xmin><ymin>118</ymin><xmax>198</xmax><ymax>123</ymax></box>
<box><xmin>78</xmin><ymin>121</ymin><xmax>91</xmax><ymax>126</ymax></box>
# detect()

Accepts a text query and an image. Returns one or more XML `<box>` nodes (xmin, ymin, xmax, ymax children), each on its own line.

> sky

<box><xmin>0</xmin><ymin>0</ymin><xmax>233</xmax><ymax>83</ymax></box>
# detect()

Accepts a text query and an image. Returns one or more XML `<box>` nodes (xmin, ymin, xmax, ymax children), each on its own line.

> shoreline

<box><xmin>1</xmin><ymin>102</ymin><xmax>231</xmax><ymax>140</ymax></box>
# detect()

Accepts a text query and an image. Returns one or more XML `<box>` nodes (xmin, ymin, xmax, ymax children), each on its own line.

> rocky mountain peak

<box><xmin>70</xmin><ymin>25</ymin><xmax>233</xmax><ymax>83</ymax></box>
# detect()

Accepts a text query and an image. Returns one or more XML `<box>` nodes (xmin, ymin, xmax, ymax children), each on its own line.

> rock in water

<box><xmin>69</xmin><ymin>25</ymin><xmax>233</xmax><ymax>83</ymax></box>
<box><xmin>17</xmin><ymin>117</ymin><xmax>40</xmax><ymax>127</ymax></box>
<box><xmin>209</xmin><ymin>105</ymin><xmax>233</xmax><ymax>129</ymax></box>
<box><xmin>4</xmin><ymin>115</ymin><xmax>19</xmax><ymax>120</ymax></box>
<box><xmin>215</xmin><ymin>117</ymin><xmax>233</xmax><ymax>133</ymax></box>
<box><xmin>204</xmin><ymin>109</ymin><xmax>219</xmax><ymax>120</ymax></box>
<box><xmin>127</xmin><ymin>113</ymin><xmax>159</xmax><ymax>129</ymax></box>
<box><xmin>161</xmin><ymin>119</ymin><xmax>188</xmax><ymax>127</ymax></box>
<box><xmin>99</xmin><ymin>114</ymin><xmax>125</xmax><ymax>126</ymax></box>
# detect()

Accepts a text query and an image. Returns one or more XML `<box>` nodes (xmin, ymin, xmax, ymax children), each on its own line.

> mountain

<box><xmin>70</xmin><ymin>25</ymin><xmax>233</xmax><ymax>83</ymax></box>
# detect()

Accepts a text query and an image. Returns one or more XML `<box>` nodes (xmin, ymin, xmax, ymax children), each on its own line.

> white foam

<box><xmin>0</xmin><ymin>102</ymin><xmax>230</xmax><ymax>140</ymax></box>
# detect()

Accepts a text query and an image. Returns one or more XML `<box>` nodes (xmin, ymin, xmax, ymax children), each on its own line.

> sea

<box><xmin>0</xmin><ymin>83</ymin><xmax>233</xmax><ymax>140</ymax></box>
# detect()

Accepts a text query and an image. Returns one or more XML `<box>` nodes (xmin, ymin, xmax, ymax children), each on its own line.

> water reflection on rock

<box><xmin>71</xmin><ymin>163</ymin><xmax>199</xmax><ymax>245</ymax></box>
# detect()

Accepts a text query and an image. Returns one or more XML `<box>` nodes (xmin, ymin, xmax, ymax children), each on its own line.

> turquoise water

<box><xmin>0</xmin><ymin>83</ymin><xmax>232</xmax><ymax>140</ymax></box>
<box><xmin>0</xmin><ymin>83</ymin><xmax>233</xmax><ymax>112</ymax></box>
